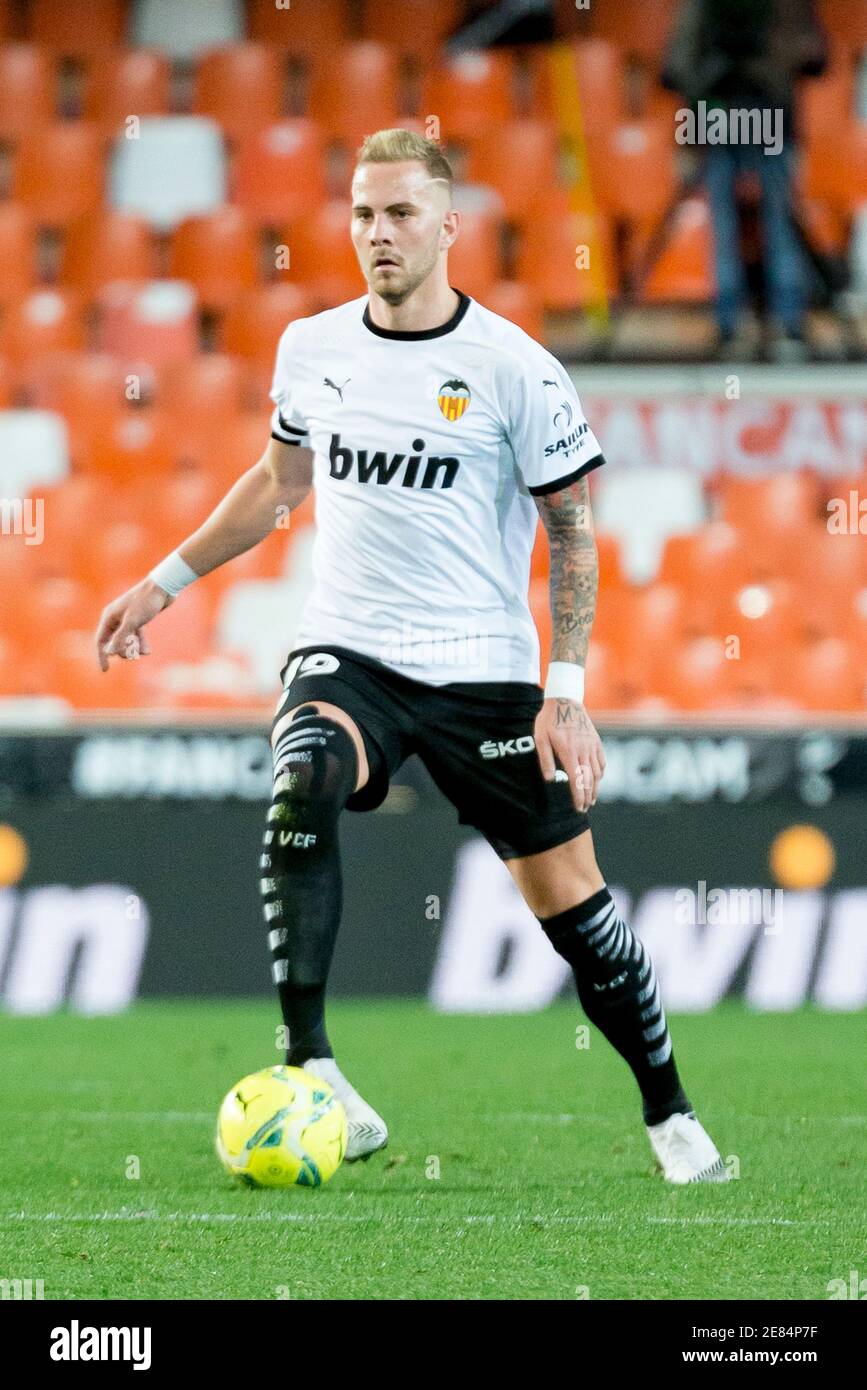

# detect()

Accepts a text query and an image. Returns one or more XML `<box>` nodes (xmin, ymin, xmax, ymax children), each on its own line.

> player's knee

<box><xmin>262</xmin><ymin>708</ymin><xmax>357</xmax><ymax>866</ymax></box>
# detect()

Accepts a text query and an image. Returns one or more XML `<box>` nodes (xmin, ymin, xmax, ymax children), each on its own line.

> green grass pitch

<box><xmin>1</xmin><ymin>1000</ymin><xmax>864</xmax><ymax>1300</ymax></box>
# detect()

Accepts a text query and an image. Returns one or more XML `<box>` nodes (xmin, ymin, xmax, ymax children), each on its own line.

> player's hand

<box><xmin>95</xmin><ymin>578</ymin><xmax>174</xmax><ymax>671</ymax></box>
<box><xmin>534</xmin><ymin>698</ymin><xmax>605</xmax><ymax>814</ymax></box>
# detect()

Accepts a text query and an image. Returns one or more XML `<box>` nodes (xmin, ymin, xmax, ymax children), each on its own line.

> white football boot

<box><xmin>302</xmin><ymin>1057</ymin><xmax>388</xmax><ymax>1163</ymax></box>
<box><xmin>646</xmin><ymin>1112</ymin><xmax>730</xmax><ymax>1184</ymax></box>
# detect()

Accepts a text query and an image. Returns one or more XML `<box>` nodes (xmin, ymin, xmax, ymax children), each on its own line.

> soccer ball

<box><xmin>216</xmin><ymin>1065</ymin><xmax>347</xmax><ymax>1188</ymax></box>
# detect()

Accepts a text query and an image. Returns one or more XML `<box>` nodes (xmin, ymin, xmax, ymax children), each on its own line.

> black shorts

<box><xmin>275</xmin><ymin>645</ymin><xmax>590</xmax><ymax>861</ymax></box>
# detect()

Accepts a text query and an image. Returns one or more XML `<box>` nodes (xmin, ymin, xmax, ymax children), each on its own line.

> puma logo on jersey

<box><xmin>324</xmin><ymin>377</ymin><xmax>350</xmax><ymax>402</ymax></box>
<box><xmin>479</xmin><ymin>736</ymin><xmax>536</xmax><ymax>759</ymax></box>
<box><xmin>329</xmin><ymin>434</ymin><xmax>459</xmax><ymax>489</ymax></box>
<box><xmin>278</xmin><ymin>831</ymin><xmax>317</xmax><ymax>848</ymax></box>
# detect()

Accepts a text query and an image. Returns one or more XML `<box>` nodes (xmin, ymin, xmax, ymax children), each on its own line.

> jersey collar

<box><xmin>362</xmin><ymin>289</ymin><xmax>471</xmax><ymax>340</ymax></box>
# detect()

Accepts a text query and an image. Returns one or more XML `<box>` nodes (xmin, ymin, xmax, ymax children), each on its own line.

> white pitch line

<box><xmin>24</xmin><ymin>1112</ymin><xmax>214</xmax><ymax>1123</ymax></box>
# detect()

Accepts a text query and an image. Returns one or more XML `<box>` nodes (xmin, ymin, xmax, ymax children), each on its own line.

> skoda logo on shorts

<box><xmin>479</xmin><ymin>736</ymin><xmax>536</xmax><ymax>760</ymax></box>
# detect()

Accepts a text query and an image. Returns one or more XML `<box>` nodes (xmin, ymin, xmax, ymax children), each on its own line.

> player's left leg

<box><xmin>507</xmin><ymin>831</ymin><xmax>730</xmax><ymax>1184</ymax></box>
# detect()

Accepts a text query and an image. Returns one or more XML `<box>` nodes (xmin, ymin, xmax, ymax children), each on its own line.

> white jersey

<box><xmin>269</xmin><ymin>291</ymin><xmax>604</xmax><ymax>686</ymax></box>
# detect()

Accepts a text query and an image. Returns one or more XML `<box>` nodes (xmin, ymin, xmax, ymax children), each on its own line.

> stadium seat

<box><xmin>786</xmin><ymin>637</ymin><xmax>866</xmax><ymax>712</ymax></box>
<box><xmin>599</xmin><ymin>120</ymin><xmax>676</xmax><ymax>230</ymax></box>
<box><xmin>445</xmin><ymin>209</ymin><xmax>503</xmax><ymax>298</ymax></box>
<box><xmin>96</xmin><ymin>280</ymin><xmax>199</xmax><ymax>364</ymax></box>
<box><xmin>653</xmin><ymin>635</ymin><xmax>731</xmax><ymax>711</ymax></box>
<box><xmin>658</xmin><ymin>522</ymin><xmax>776</xmax><ymax>593</ymax></box>
<box><xmin>44</xmin><ymin>629</ymin><xmax>148</xmax><ymax>709</ymax></box>
<box><xmin>423</xmin><ymin>51</ymin><xmax>516</xmax><ymax>142</ymax></box>
<box><xmin>13</xmin><ymin>124</ymin><xmax>106</xmax><ymax>228</ymax></box>
<box><xmin>0</xmin><ymin>290</ymin><xmax>86</xmax><ymax>362</ymax></box>
<box><xmin>27</xmin><ymin>353</ymin><xmax>128</xmax><ymax>455</ymax></box>
<box><xmin>221</xmin><ymin>284</ymin><xmax>317</xmax><ymax>364</ymax></box>
<box><xmin>77</xmin><ymin>407</ymin><xmax>176</xmax><ymax>479</ymax></box>
<box><xmin>28</xmin><ymin>0</ymin><xmax>126</xmax><ymax>56</ymax></box>
<box><xmin>594</xmin><ymin>468</ymin><xmax>706</xmax><ymax>584</ymax></box>
<box><xmin>515</xmin><ymin>208</ymin><xmax>616</xmax><ymax>309</ymax></box>
<box><xmin>532</xmin><ymin>40</ymin><xmax>625</xmax><ymax>145</ymax></box>
<box><xmin>0</xmin><ymin>410</ymin><xmax>69</xmax><ymax>497</ymax></box>
<box><xmin>467</xmin><ymin>121</ymin><xmax>560</xmax><ymax>222</ymax></box>
<box><xmin>193</xmin><ymin>44</ymin><xmax>283</xmax><ymax>140</ymax></box>
<box><xmin>248</xmin><ymin>0</ymin><xmax>348</xmax><ymax>59</ymax></box>
<box><xmin>109</xmin><ymin>116</ymin><xmax>227</xmax><ymax>231</ymax></box>
<box><xmin>216</xmin><ymin>539</ymin><xmax>315</xmax><ymax>695</ymax></box>
<box><xmin>706</xmin><ymin>579</ymin><xmax>803</xmax><ymax>652</ymax></box>
<box><xmin>169</xmin><ymin>207</ymin><xmax>260</xmax><ymax>312</ymax></box>
<box><xmin>590</xmin><ymin>0</ymin><xmax>680</xmax><ymax>64</ymax></box>
<box><xmin>639</xmin><ymin>195</ymin><xmax>715</xmax><ymax>302</ymax></box>
<box><xmin>818</xmin><ymin>0</ymin><xmax>867</xmax><ymax>55</ymax></box>
<box><xmin>803</xmin><ymin>122</ymin><xmax>867</xmax><ymax>211</ymax></box>
<box><xmin>308</xmin><ymin>43</ymin><xmax>404</xmax><ymax>148</ymax></box>
<box><xmin>0</xmin><ymin>45</ymin><xmax>55</xmax><ymax>142</ymax></box>
<box><xmin>596</xmin><ymin>583</ymin><xmax>689</xmax><ymax>668</ymax></box>
<box><xmin>361</xmin><ymin>0</ymin><xmax>461</xmax><ymax>59</ymax></box>
<box><xmin>82</xmin><ymin>49</ymin><xmax>172</xmax><ymax>133</ymax></box>
<box><xmin>71</xmin><ymin>518</ymin><xmax>160</xmax><ymax>592</ymax></box>
<box><xmin>718</xmin><ymin>471</ymin><xmax>823</xmax><ymax>537</ymax></box>
<box><xmin>476</xmin><ymin>281</ymin><xmax>543</xmax><ymax>342</ymax></box>
<box><xmin>0</xmin><ymin>204</ymin><xmax>37</xmax><ymax>305</ymax></box>
<box><xmin>799</xmin><ymin>44</ymin><xmax>855</xmax><ymax>141</ymax></box>
<box><xmin>158</xmin><ymin>353</ymin><xmax>249</xmax><ymax>428</ymax></box>
<box><xmin>0</xmin><ymin>356</ymin><xmax>12</xmax><ymax>406</ymax></box>
<box><xmin>60</xmin><ymin>212</ymin><xmax>157</xmax><ymax>296</ymax></box>
<box><xmin>282</xmin><ymin>201</ymin><xmax>366</xmax><ymax>306</ymax></box>
<box><xmin>131</xmin><ymin>0</ymin><xmax>244</xmax><ymax>61</ymax></box>
<box><xmin>233</xmin><ymin>121</ymin><xmax>327</xmax><ymax>225</ymax></box>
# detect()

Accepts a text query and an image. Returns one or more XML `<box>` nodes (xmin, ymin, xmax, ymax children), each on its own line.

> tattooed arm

<box><xmin>532</xmin><ymin>474</ymin><xmax>606</xmax><ymax>813</ymax></box>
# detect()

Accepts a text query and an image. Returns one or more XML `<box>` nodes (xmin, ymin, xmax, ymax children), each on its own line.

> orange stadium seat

<box><xmin>0</xmin><ymin>45</ymin><xmax>55</xmax><ymax>141</ymax></box>
<box><xmin>653</xmin><ymin>636</ymin><xmax>731</xmax><ymax>711</ymax></box>
<box><xmin>77</xmin><ymin>408</ymin><xmax>176</xmax><ymax>479</ymax></box>
<box><xmin>600</xmin><ymin>120</ymin><xmax>676</xmax><ymax>229</ymax></box>
<box><xmin>0</xmin><ymin>204</ymin><xmax>37</xmax><ymax>305</ymax></box>
<box><xmin>446</xmin><ymin>209</ymin><xmax>503</xmax><ymax>298</ymax></box>
<box><xmin>29</xmin><ymin>0</ymin><xmax>126</xmax><ymax>56</ymax></box>
<box><xmin>423</xmin><ymin>51</ymin><xmax>516</xmax><ymax>142</ymax></box>
<box><xmin>361</xmin><ymin>0</ymin><xmax>461</xmax><ymax>58</ymax></box>
<box><xmin>44</xmin><ymin>630</ymin><xmax>147</xmax><ymax>710</ymax></box>
<box><xmin>27</xmin><ymin>353</ymin><xmax>127</xmax><ymax>455</ymax></box>
<box><xmin>308</xmin><ymin>43</ymin><xmax>403</xmax><ymax>147</ymax></box>
<box><xmin>82</xmin><ymin>49</ymin><xmax>172</xmax><ymax>133</ymax></box>
<box><xmin>799</xmin><ymin>44</ymin><xmax>855</xmax><ymax>141</ymax></box>
<box><xmin>785</xmin><ymin>523</ymin><xmax>867</xmax><ymax>592</ymax></box>
<box><xmin>589</xmin><ymin>0</ymin><xmax>680</xmax><ymax>64</ymax></box>
<box><xmin>193</xmin><ymin>44</ymin><xmax>283</xmax><ymax>141</ymax></box>
<box><xmin>705</xmin><ymin>579</ymin><xmax>803</xmax><ymax>653</ymax></box>
<box><xmin>596</xmin><ymin>583</ymin><xmax>689</xmax><ymax>664</ymax></box>
<box><xmin>532</xmin><ymin>40</ymin><xmax>625</xmax><ymax>145</ymax></box>
<box><xmin>477</xmin><ymin>280</ymin><xmax>543</xmax><ymax>341</ymax></box>
<box><xmin>467</xmin><ymin>120</ymin><xmax>560</xmax><ymax>222</ymax></box>
<box><xmin>818</xmin><ymin>0</ymin><xmax>867</xmax><ymax>54</ymax></box>
<box><xmin>283</xmin><ymin>201</ymin><xmax>366</xmax><ymax>305</ymax></box>
<box><xmin>785</xmin><ymin>637</ymin><xmax>866</xmax><ymax>712</ymax></box>
<box><xmin>169</xmin><ymin>207</ymin><xmax>261</xmax><ymax>312</ymax></box>
<box><xmin>0</xmin><ymin>357</ymin><xmax>12</xmax><ymax>406</ymax></box>
<box><xmin>13</xmin><ymin>124</ymin><xmax>105</xmax><ymax>227</ymax></box>
<box><xmin>515</xmin><ymin>208</ymin><xmax>616</xmax><ymax>309</ymax></box>
<box><xmin>717</xmin><ymin>470</ymin><xmax>822</xmax><ymax>534</ymax></box>
<box><xmin>61</xmin><ymin>212</ymin><xmax>157</xmax><ymax>296</ymax></box>
<box><xmin>639</xmin><ymin>195</ymin><xmax>715</xmax><ymax>302</ymax></box>
<box><xmin>70</xmin><ymin>518</ymin><xmax>158</xmax><ymax>591</ymax></box>
<box><xmin>97</xmin><ymin>281</ymin><xmax>199</xmax><ymax>364</ymax></box>
<box><xmin>221</xmin><ymin>284</ymin><xmax>317</xmax><ymax>364</ymax></box>
<box><xmin>803</xmin><ymin>121</ymin><xmax>867</xmax><ymax>211</ymax></box>
<box><xmin>233</xmin><ymin>120</ymin><xmax>327</xmax><ymax>225</ymax></box>
<box><xmin>248</xmin><ymin>0</ymin><xmax>349</xmax><ymax>58</ymax></box>
<box><xmin>0</xmin><ymin>289</ymin><xmax>85</xmax><ymax>362</ymax></box>
<box><xmin>158</xmin><ymin>354</ymin><xmax>250</xmax><ymax>430</ymax></box>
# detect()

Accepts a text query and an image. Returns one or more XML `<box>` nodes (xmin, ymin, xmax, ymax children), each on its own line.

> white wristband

<box><xmin>148</xmin><ymin>550</ymin><xmax>199</xmax><ymax>597</ymax></box>
<box><xmin>544</xmin><ymin>661</ymin><xmax>585</xmax><ymax>703</ymax></box>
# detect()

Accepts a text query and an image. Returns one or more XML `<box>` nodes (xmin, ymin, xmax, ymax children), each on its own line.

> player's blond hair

<box><xmin>355</xmin><ymin>128</ymin><xmax>454</xmax><ymax>194</ymax></box>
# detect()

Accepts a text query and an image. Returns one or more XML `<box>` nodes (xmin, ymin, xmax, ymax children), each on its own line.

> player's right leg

<box><xmin>262</xmin><ymin>698</ymin><xmax>388</xmax><ymax>1161</ymax></box>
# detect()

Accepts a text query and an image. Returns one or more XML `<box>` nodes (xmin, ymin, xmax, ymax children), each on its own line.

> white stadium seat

<box><xmin>217</xmin><ymin>530</ymin><xmax>316</xmax><ymax>694</ymax></box>
<box><xmin>109</xmin><ymin>117</ymin><xmax>227</xmax><ymax>231</ymax></box>
<box><xmin>130</xmin><ymin>0</ymin><xmax>244</xmax><ymax>60</ymax></box>
<box><xmin>0</xmin><ymin>410</ymin><xmax>69</xmax><ymax>498</ymax></box>
<box><xmin>593</xmin><ymin>467</ymin><xmax>707</xmax><ymax>584</ymax></box>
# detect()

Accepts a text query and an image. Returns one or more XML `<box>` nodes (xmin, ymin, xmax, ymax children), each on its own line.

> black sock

<box><xmin>539</xmin><ymin>886</ymin><xmax>692</xmax><ymax>1126</ymax></box>
<box><xmin>261</xmin><ymin>709</ymin><xmax>358</xmax><ymax>1066</ymax></box>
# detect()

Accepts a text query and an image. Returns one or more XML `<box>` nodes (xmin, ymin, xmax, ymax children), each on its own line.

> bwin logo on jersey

<box><xmin>479</xmin><ymin>736</ymin><xmax>536</xmax><ymax>759</ymax></box>
<box><xmin>437</xmin><ymin>378</ymin><xmax>471</xmax><ymax>422</ymax></box>
<box><xmin>329</xmin><ymin>434</ymin><xmax>459</xmax><ymax>489</ymax></box>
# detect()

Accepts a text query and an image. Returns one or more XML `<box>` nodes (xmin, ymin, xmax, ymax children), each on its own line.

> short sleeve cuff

<box><xmin>527</xmin><ymin>452</ymin><xmax>605</xmax><ymax>497</ymax></box>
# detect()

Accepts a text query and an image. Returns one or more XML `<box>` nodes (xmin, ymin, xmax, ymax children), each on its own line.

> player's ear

<box><xmin>441</xmin><ymin>207</ymin><xmax>460</xmax><ymax>250</ymax></box>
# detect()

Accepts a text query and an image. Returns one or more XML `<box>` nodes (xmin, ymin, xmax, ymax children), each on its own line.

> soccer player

<box><xmin>96</xmin><ymin>130</ymin><xmax>728</xmax><ymax>1184</ymax></box>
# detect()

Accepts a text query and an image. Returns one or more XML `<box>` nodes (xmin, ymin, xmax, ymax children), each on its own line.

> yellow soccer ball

<box><xmin>216</xmin><ymin>1065</ymin><xmax>347</xmax><ymax>1188</ymax></box>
